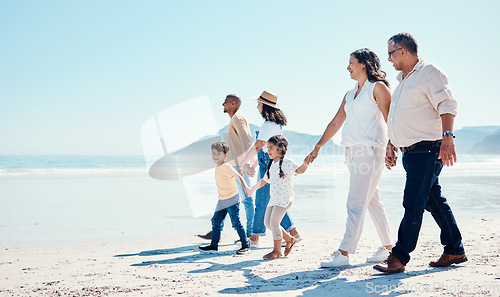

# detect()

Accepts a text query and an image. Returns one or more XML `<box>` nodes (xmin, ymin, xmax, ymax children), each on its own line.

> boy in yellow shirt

<box><xmin>199</xmin><ymin>142</ymin><xmax>251</xmax><ymax>255</ymax></box>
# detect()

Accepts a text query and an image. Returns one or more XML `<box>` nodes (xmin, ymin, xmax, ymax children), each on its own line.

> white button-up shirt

<box><xmin>387</xmin><ymin>59</ymin><xmax>458</xmax><ymax>148</ymax></box>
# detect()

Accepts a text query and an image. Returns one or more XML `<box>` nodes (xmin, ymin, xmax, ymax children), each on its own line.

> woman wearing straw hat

<box><xmin>305</xmin><ymin>48</ymin><xmax>393</xmax><ymax>267</ymax></box>
<box><xmin>238</xmin><ymin>91</ymin><xmax>301</xmax><ymax>248</ymax></box>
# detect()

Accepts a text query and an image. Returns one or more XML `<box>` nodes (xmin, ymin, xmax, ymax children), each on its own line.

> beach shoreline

<box><xmin>1</xmin><ymin>217</ymin><xmax>498</xmax><ymax>297</ymax></box>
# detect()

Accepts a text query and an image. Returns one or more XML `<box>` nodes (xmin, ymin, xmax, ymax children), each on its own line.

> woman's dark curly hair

<box><xmin>266</xmin><ymin>135</ymin><xmax>288</xmax><ymax>179</ymax></box>
<box><xmin>351</xmin><ymin>48</ymin><xmax>389</xmax><ymax>87</ymax></box>
<box><xmin>261</xmin><ymin>104</ymin><xmax>287</xmax><ymax>126</ymax></box>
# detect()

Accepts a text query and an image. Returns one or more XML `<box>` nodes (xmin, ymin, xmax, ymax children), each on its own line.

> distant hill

<box><xmin>283</xmin><ymin>129</ymin><xmax>343</xmax><ymax>156</ymax></box>
<box><xmin>468</xmin><ymin>128</ymin><xmax>500</xmax><ymax>154</ymax></box>
<box><xmin>454</xmin><ymin>126</ymin><xmax>500</xmax><ymax>154</ymax></box>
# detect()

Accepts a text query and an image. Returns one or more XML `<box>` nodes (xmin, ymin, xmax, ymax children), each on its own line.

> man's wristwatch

<box><xmin>443</xmin><ymin>130</ymin><xmax>455</xmax><ymax>138</ymax></box>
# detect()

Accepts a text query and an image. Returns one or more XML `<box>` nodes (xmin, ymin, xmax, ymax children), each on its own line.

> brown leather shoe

<box><xmin>373</xmin><ymin>253</ymin><xmax>405</xmax><ymax>274</ymax></box>
<box><xmin>429</xmin><ymin>253</ymin><xmax>467</xmax><ymax>267</ymax></box>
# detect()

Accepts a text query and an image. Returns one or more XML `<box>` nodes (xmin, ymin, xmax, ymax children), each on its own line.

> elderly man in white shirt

<box><xmin>374</xmin><ymin>32</ymin><xmax>467</xmax><ymax>274</ymax></box>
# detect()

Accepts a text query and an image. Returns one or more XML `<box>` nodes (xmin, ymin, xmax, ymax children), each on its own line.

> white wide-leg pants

<box><xmin>339</xmin><ymin>145</ymin><xmax>391</xmax><ymax>253</ymax></box>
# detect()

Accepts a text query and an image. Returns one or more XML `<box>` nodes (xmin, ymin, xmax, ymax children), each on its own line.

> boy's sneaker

<box><xmin>320</xmin><ymin>250</ymin><xmax>349</xmax><ymax>268</ymax></box>
<box><xmin>198</xmin><ymin>245</ymin><xmax>218</xmax><ymax>253</ymax></box>
<box><xmin>236</xmin><ymin>247</ymin><xmax>251</xmax><ymax>255</ymax></box>
<box><xmin>367</xmin><ymin>246</ymin><xmax>390</xmax><ymax>263</ymax></box>
<box><xmin>197</xmin><ymin>231</ymin><xmax>212</xmax><ymax>240</ymax></box>
<box><xmin>234</xmin><ymin>234</ymin><xmax>252</xmax><ymax>245</ymax></box>
<box><xmin>234</xmin><ymin>240</ymin><xmax>251</xmax><ymax>247</ymax></box>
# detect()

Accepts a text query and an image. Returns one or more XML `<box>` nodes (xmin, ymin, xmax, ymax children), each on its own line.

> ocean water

<box><xmin>1</xmin><ymin>154</ymin><xmax>499</xmax><ymax>242</ymax></box>
<box><xmin>2</xmin><ymin>154</ymin><xmax>499</xmax><ymax>178</ymax></box>
<box><xmin>0</xmin><ymin>155</ymin><xmax>147</xmax><ymax>177</ymax></box>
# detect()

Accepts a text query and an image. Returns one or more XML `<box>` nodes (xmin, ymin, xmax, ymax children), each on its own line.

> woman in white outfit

<box><xmin>305</xmin><ymin>48</ymin><xmax>392</xmax><ymax>267</ymax></box>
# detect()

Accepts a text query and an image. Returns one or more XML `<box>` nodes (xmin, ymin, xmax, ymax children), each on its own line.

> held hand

<box><xmin>438</xmin><ymin>137</ymin><xmax>457</xmax><ymax>166</ymax></box>
<box><xmin>246</xmin><ymin>185</ymin><xmax>256</xmax><ymax>197</ymax></box>
<box><xmin>244</xmin><ymin>164</ymin><xmax>255</xmax><ymax>177</ymax></box>
<box><xmin>305</xmin><ymin>146</ymin><xmax>320</xmax><ymax>164</ymax></box>
<box><xmin>243</xmin><ymin>185</ymin><xmax>252</xmax><ymax>197</ymax></box>
<box><xmin>385</xmin><ymin>143</ymin><xmax>398</xmax><ymax>170</ymax></box>
<box><xmin>237</xmin><ymin>166</ymin><xmax>244</xmax><ymax>176</ymax></box>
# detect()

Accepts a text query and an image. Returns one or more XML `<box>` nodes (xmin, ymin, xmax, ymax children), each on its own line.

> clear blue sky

<box><xmin>1</xmin><ymin>1</ymin><xmax>498</xmax><ymax>155</ymax></box>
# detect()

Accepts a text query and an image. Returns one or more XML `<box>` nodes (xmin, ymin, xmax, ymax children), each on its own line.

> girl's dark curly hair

<box><xmin>261</xmin><ymin>104</ymin><xmax>287</xmax><ymax>126</ymax></box>
<box><xmin>266</xmin><ymin>135</ymin><xmax>288</xmax><ymax>179</ymax></box>
<box><xmin>351</xmin><ymin>48</ymin><xmax>389</xmax><ymax>87</ymax></box>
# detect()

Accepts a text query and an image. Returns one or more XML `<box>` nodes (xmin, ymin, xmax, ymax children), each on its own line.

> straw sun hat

<box><xmin>254</xmin><ymin>90</ymin><xmax>281</xmax><ymax>109</ymax></box>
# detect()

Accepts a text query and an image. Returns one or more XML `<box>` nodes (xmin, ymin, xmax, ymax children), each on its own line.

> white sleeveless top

<box><xmin>257</xmin><ymin>121</ymin><xmax>283</xmax><ymax>152</ymax></box>
<box><xmin>341</xmin><ymin>81</ymin><xmax>388</xmax><ymax>148</ymax></box>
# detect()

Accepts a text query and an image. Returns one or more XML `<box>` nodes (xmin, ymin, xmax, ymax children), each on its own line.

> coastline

<box><xmin>1</xmin><ymin>218</ymin><xmax>498</xmax><ymax>296</ymax></box>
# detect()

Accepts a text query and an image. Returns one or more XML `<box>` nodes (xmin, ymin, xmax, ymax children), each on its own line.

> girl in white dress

<box><xmin>247</xmin><ymin>135</ymin><xmax>309</xmax><ymax>259</ymax></box>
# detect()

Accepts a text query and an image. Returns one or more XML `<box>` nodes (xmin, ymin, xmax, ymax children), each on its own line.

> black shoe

<box><xmin>235</xmin><ymin>233</ymin><xmax>251</xmax><ymax>244</ymax></box>
<box><xmin>236</xmin><ymin>247</ymin><xmax>251</xmax><ymax>255</ymax></box>
<box><xmin>199</xmin><ymin>245</ymin><xmax>218</xmax><ymax>253</ymax></box>
<box><xmin>197</xmin><ymin>231</ymin><xmax>212</xmax><ymax>240</ymax></box>
<box><xmin>234</xmin><ymin>239</ymin><xmax>251</xmax><ymax>246</ymax></box>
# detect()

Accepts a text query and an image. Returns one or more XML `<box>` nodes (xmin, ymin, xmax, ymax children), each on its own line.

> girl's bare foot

<box><xmin>263</xmin><ymin>250</ymin><xmax>282</xmax><ymax>260</ymax></box>
<box><xmin>284</xmin><ymin>237</ymin><xmax>297</xmax><ymax>256</ymax></box>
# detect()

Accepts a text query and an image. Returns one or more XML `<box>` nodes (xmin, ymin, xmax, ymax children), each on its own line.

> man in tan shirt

<box><xmin>197</xmin><ymin>95</ymin><xmax>255</xmax><ymax>240</ymax></box>
<box><xmin>374</xmin><ymin>33</ymin><xmax>466</xmax><ymax>274</ymax></box>
<box><xmin>224</xmin><ymin>94</ymin><xmax>255</xmax><ymax>237</ymax></box>
<box><xmin>224</xmin><ymin>95</ymin><xmax>254</xmax><ymax>168</ymax></box>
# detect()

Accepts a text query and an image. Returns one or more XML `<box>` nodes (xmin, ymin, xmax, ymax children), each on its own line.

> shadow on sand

<box><xmin>116</xmin><ymin>243</ymin><xmax>464</xmax><ymax>296</ymax></box>
<box><xmin>120</xmin><ymin>243</ymin><xmax>261</xmax><ymax>267</ymax></box>
<box><xmin>219</xmin><ymin>265</ymin><xmax>461</xmax><ymax>296</ymax></box>
<box><xmin>114</xmin><ymin>244</ymin><xmax>199</xmax><ymax>258</ymax></box>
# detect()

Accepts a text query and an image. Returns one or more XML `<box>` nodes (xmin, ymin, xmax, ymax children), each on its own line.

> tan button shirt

<box><xmin>226</xmin><ymin>110</ymin><xmax>253</xmax><ymax>166</ymax></box>
<box><xmin>215</xmin><ymin>163</ymin><xmax>239</xmax><ymax>200</ymax></box>
<box><xmin>387</xmin><ymin>59</ymin><xmax>458</xmax><ymax>148</ymax></box>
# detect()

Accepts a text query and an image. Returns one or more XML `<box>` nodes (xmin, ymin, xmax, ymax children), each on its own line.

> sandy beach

<box><xmin>1</xmin><ymin>219</ymin><xmax>499</xmax><ymax>297</ymax></box>
<box><xmin>1</xmin><ymin>156</ymin><xmax>499</xmax><ymax>296</ymax></box>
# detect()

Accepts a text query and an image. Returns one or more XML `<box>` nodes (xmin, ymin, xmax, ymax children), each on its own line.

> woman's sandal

<box><xmin>284</xmin><ymin>237</ymin><xmax>297</xmax><ymax>256</ymax></box>
<box><xmin>263</xmin><ymin>251</ymin><xmax>282</xmax><ymax>260</ymax></box>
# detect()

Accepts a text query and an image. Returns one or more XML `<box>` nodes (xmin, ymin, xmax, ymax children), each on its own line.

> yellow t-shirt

<box><xmin>215</xmin><ymin>163</ymin><xmax>239</xmax><ymax>200</ymax></box>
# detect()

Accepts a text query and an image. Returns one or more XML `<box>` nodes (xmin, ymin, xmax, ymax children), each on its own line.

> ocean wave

<box><xmin>2</xmin><ymin>155</ymin><xmax>499</xmax><ymax>177</ymax></box>
<box><xmin>0</xmin><ymin>167</ymin><xmax>148</xmax><ymax>176</ymax></box>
